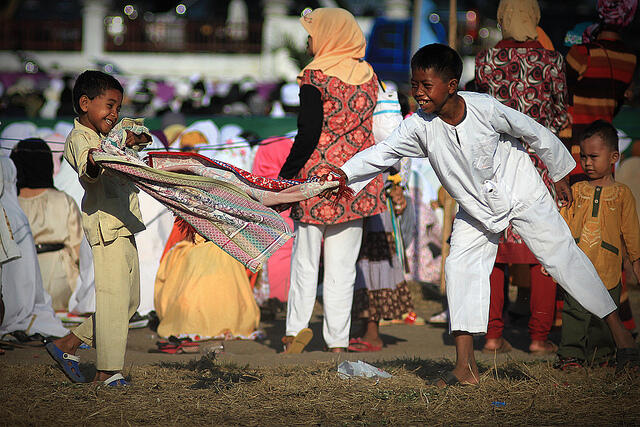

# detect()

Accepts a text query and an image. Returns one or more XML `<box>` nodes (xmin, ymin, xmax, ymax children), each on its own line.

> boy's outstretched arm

<box><xmin>337</xmin><ymin>116</ymin><xmax>426</xmax><ymax>194</ymax></box>
<box><xmin>491</xmin><ymin>98</ymin><xmax>575</xmax><ymax>186</ymax></box>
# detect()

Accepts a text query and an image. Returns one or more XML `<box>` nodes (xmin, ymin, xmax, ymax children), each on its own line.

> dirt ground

<box><xmin>1</xmin><ymin>281</ymin><xmax>640</xmax><ymax>425</ymax></box>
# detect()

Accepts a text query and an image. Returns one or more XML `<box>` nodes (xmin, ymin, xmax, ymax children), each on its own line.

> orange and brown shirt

<box><xmin>561</xmin><ymin>181</ymin><xmax>640</xmax><ymax>289</ymax></box>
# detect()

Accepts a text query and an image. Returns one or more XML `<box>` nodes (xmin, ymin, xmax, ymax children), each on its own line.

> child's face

<box><xmin>410</xmin><ymin>67</ymin><xmax>456</xmax><ymax>115</ymax></box>
<box><xmin>579</xmin><ymin>134</ymin><xmax>619</xmax><ymax>182</ymax></box>
<box><xmin>78</xmin><ymin>88</ymin><xmax>123</xmax><ymax>135</ymax></box>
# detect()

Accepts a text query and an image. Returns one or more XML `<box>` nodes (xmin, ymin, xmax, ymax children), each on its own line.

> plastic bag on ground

<box><xmin>337</xmin><ymin>360</ymin><xmax>392</xmax><ymax>379</ymax></box>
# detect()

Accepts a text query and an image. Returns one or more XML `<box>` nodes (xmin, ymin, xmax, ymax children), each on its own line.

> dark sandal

<box><xmin>45</xmin><ymin>342</ymin><xmax>86</xmax><ymax>383</ymax></box>
<box><xmin>430</xmin><ymin>371</ymin><xmax>460</xmax><ymax>386</ymax></box>
<box><xmin>616</xmin><ymin>348</ymin><xmax>640</xmax><ymax>374</ymax></box>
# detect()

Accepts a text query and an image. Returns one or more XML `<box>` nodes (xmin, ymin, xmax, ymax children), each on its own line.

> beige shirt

<box><xmin>19</xmin><ymin>188</ymin><xmax>83</xmax><ymax>309</ymax></box>
<box><xmin>63</xmin><ymin>119</ymin><xmax>146</xmax><ymax>245</ymax></box>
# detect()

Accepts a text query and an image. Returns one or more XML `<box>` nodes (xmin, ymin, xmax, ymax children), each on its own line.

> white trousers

<box><xmin>445</xmin><ymin>192</ymin><xmax>617</xmax><ymax>334</ymax></box>
<box><xmin>286</xmin><ymin>219</ymin><xmax>363</xmax><ymax>348</ymax></box>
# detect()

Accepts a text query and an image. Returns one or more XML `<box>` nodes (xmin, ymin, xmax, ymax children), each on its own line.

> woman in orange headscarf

<box><xmin>279</xmin><ymin>8</ymin><xmax>386</xmax><ymax>353</ymax></box>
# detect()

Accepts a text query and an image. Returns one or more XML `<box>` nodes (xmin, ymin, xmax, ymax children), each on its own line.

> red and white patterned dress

<box><xmin>476</xmin><ymin>40</ymin><xmax>569</xmax><ymax>263</ymax></box>
<box><xmin>291</xmin><ymin>69</ymin><xmax>386</xmax><ymax>225</ymax></box>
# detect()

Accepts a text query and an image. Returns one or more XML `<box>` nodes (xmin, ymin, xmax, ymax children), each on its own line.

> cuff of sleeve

<box><xmin>551</xmin><ymin>160</ymin><xmax>576</xmax><ymax>182</ymax></box>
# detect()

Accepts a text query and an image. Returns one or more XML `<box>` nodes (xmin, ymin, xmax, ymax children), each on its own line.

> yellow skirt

<box><xmin>154</xmin><ymin>236</ymin><xmax>260</xmax><ymax>338</ymax></box>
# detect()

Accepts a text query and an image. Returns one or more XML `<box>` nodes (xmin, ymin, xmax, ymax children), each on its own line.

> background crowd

<box><xmin>0</xmin><ymin>0</ymin><xmax>639</xmax><ymax>371</ymax></box>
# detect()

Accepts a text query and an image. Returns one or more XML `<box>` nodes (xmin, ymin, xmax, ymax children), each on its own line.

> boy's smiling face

<box><xmin>410</xmin><ymin>67</ymin><xmax>456</xmax><ymax>115</ymax></box>
<box><xmin>78</xmin><ymin>88</ymin><xmax>123</xmax><ymax>135</ymax></box>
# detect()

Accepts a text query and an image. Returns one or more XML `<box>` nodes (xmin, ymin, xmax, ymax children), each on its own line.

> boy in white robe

<box><xmin>324</xmin><ymin>44</ymin><xmax>638</xmax><ymax>386</ymax></box>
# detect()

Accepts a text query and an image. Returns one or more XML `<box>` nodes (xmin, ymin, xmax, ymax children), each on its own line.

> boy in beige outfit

<box><xmin>46</xmin><ymin>71</ymin><xmax>149</xmax><ymax>386</ymax></box>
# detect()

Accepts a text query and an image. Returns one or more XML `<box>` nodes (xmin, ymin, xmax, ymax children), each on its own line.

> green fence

<box><xmin>0</xmin><ymin>116</ymin><xmax>298</xmax><ymax>140</ymax></box>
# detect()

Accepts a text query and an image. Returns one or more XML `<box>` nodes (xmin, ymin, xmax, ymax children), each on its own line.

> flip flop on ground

<box><xmin>430</xmin><ymin>371</ymin><xmax>478</xmax><ymax>387</ymax></box>
<box><xmin>282</xmin><ymin>328</ymin><xmax>313</xmax><ymax>354</ymax></box>
<box><xmin>103</xmin><ymin>373</ymin><xmax>128</xmax><ymax>386</ymax></box>
<box><xmin>45</xmin><ymin>342</ymin><xmax>86</xmax><ymax>383</ymax></box>
<box><xmin>347</xmin><ymin>337</ymin><xmax>382</xmax><ymax>352</ymax></box>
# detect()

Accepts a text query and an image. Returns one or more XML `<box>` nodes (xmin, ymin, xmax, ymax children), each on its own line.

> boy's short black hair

<box><xmin>410</xmin><ymin>43</ymin><xmax>463</xmax><ymax>82</ymax></box>
<box><xmin>72</xmin><ymin>70</ymin><xmax>124</xmax><ymax>115</ymax></box>
<box><xmin>580</xmin><ymin>119</ymin><xmax>619</xmax><ymax>152</ymax></box>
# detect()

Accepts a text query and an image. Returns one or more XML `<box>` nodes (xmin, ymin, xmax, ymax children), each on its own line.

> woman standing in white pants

<box><xmin>278</xmin><ymin>8</ymin><xmax>386</xmax><ymax>352</ymax></box>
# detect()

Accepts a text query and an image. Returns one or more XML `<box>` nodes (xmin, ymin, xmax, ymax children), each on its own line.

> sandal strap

<box><xmin>62</xmin><ymin>352</ymin><xmax>80</xmax><ymax>363</ymax></box>
<box><xmin>103</xmin><ymin>373</ymin><xmax>125</xmax><ymax>385</ymax></box>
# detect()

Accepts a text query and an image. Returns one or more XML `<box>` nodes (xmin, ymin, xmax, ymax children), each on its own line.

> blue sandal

<box><xmin>103</xmin><ymin>373</ymin><xmax>129</xmax><ymax>386</ymax></box>
<box><xmin>45</xmin><ymin>342</ymin><xmax>86</xmax><ymax>383</ymax></box>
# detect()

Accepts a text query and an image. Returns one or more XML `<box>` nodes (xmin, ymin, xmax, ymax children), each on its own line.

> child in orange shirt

<box><xmin>558</xmin><ymin>120</ymin><xmax>640</xmax><ymax>369</ymax></box>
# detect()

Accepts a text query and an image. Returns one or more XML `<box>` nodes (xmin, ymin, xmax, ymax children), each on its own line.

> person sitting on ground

<box><xmin>10</xmin><ymin>138</ymin><xmax>83</xmax><ymax>312</ymax></box>
<box><xmin>323</xmin><ymin>43</ymin><xmax>639</xmax><ymax>386</ymax></box>
<box><xmin>0</xmin><ymin>152</ymin><xmax>69</xmax><ymax>342</ymax></box>
<box><xmin>557</xmin><ymin>120</ymin><xmax>640</xmax><ymax>369</ymax></box>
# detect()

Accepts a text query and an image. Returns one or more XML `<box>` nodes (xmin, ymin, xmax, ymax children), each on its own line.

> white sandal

<box><xmin>103</xmin><ymin>373</ymin><xmax>128</xmax><ymax>386</ymax></box>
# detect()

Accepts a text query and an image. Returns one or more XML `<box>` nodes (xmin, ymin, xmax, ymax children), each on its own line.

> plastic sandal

<box><xmin>103</xmin><ymin>373</ymin><xmax>129</xmax><ymax>386</ymax></box>
<box><xmin>45</xmin><ymin>342</ymin><xmax>86</xmax><ymax>383</ymax></box>
<box><xmin>282</xmin><ymin>328</ymin><xmax>313</xmax><ymax>354</ymax></box>
<box><xmin>616</xmin><ymin>347</ymin><xmax>640</xmax><ymax>374</ymax></box>
<box><xmin>347</xmin><ymin>337</ymin><xmax>382</xmax><ymax>352</ymax></box>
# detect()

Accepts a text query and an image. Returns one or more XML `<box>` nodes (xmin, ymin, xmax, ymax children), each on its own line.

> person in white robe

<box><xmin>333</xmin><ymin>43</ymin><xmax>637</xmax><ymax>385</ymax></box>
<box><xmin>0</xmin><ymin>155</ymin><xmax>68</xmax><ymax>338</ymax></box>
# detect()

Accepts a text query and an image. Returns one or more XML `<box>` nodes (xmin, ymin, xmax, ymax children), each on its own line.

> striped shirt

<box><xmin>566</xmin><ymin>37</ymin><xmax>636</xmax><ymax>144</ymax></box>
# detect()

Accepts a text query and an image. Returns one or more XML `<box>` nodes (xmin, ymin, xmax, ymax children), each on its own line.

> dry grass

<box><xmin>1</xmin><ymin>355</ymin><xmax>639</xmax><ymax>426</ymax></box>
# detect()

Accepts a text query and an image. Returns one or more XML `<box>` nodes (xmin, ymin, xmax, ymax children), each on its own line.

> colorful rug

<box><xmin>92</xmin><ymin>126</ymin><xmax>337</xmax><ymax>272</ymax></box>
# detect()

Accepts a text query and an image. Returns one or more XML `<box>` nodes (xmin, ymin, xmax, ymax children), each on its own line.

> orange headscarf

<box><xmin>298</xmin><ymin>8</ymin><xmax>374</xmax><ymax>86</ymax></box>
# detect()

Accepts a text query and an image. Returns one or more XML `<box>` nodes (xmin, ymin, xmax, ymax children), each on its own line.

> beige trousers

<box><xmin>73</xmin><ymin>235</ymin><xmax>139</xmax><ymax>371</ymax></box>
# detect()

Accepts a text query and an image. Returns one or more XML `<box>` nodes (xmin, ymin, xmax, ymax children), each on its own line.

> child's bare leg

<box><xmin>52</xmin><ymin>332</ymin><xmax>83</xmax><ymax>355</ymax></box>
<box><xmin>604</xmin><ymin>310</ymin><xmax>636</xmax><ymax>349</ymax></box>
<box><xmin>435</xmin><ymin>332</ymin><xmax>480</xmax><ymax>387</ymax></box>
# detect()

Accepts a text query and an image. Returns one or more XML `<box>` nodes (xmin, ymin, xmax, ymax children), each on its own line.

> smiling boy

<box><xmin>328</xmin><ymin>44</ymin><xmax>639</xmax><ymax>385</ymax></box>
<box><xmin>45</xmin><ymin>71</ymin><xmax>149</xmax><ymax>386</ymax></box>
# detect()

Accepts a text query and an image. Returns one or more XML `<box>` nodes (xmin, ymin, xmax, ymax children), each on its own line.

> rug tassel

<box><xmin>329</xmin><ymin>172</ymin><xmax>354</xmax><ymax>206</ymax></box>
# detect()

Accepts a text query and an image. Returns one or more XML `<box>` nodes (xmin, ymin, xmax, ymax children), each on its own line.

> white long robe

<box><xmin>342</xmin><ymin>92</ymin><xmax>575</xmax><ymax>233</ymax></box>
<box><xmin>0</xmin><ymin>157</ymin><xmax>68</xmax><ymax>338</ymax></box>
<box><xmin>341</xmin><ymin>92</ymin><xmax>616</xmax><ymax>332</ymax></box>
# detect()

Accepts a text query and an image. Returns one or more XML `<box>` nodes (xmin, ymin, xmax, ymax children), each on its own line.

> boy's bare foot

<box><xmin>481</xmin><ymin>337</ymin><xmax>512</xmax><ymax>353</ymax></box>
<box><xmin>432</xmin><ymin>366</ymin><xmax>480</xmax><ymax>388</ymax></box>
<box><xmin>529</xmin><ymin>340</ymin><xmax>558</xmax><ymax>354</ymax></box>
<box><xmin>93</xmin><ymin>371</ymin><xmax>118</xmax><ymax>382</ymax></box>
<box><xmin>52</xmin><ymin>332</ymin><xmax>82</xmax><ymax>355</ymax></box>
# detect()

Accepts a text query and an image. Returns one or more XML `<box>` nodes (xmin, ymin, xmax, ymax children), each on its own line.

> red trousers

<box><xmin>486</xmin><ymin>263</ymin><xmax>557</xmax><ymax>341</ymax></box>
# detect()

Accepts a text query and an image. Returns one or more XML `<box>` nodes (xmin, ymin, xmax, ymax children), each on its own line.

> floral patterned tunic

<box><xmin>476</xmin><ymin>40</ymin><xmax>569</xmax><ymax>263</ymax></box>
<box><xmin>290</xmin><ymin>69</ymin><xmax>386</xmax><ymax>225</ymax></box>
